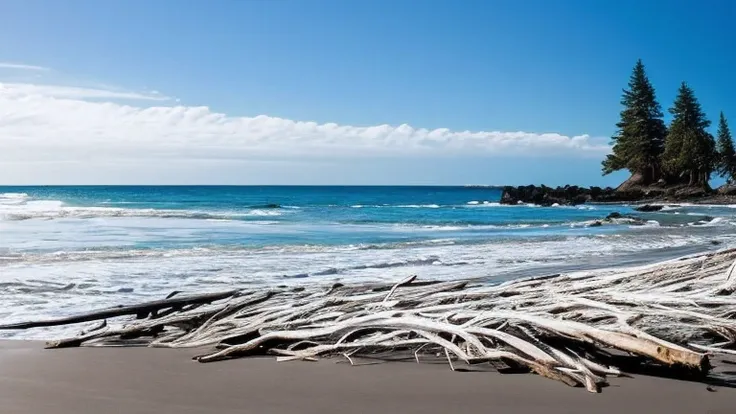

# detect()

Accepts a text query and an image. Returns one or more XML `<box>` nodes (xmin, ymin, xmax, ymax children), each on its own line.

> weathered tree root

<box><xmin>0</xmin><ymin>290</ymin><xmax>238</xmax><ymax>330</ymax></box>
<box><xmin>5</xmin><ymin>248</ymin><xmax>736</xmax><ymax>392</ymax></box>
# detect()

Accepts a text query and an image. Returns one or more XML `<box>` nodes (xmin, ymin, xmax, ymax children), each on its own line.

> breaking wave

<box><xmin>0</xmin><ymin>199</ymin><xmax>288</xmax><ymax>221</ymax></box>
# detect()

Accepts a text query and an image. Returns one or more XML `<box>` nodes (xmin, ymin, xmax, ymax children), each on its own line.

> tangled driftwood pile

<box><xmin>4</xmin><ymin>248</ymin><xmax>736</xmax><ymax>392</ymax></box>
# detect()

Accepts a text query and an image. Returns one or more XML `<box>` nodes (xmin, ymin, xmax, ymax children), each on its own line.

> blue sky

<box><xmin>0</xmin><ymin>0</ymin><xmax>734</xmax><ymax>185</ymax></box>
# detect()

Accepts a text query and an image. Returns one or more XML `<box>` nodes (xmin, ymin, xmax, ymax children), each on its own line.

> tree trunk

<box><xmin>651</xmin><ymin>165</ymin><xmax>660</xmax><ymax>183</ymax></box>
<box><xmin>641</xmin><ymin>168</ymin><xmax>653</xmax><ymax>186</ymax></box>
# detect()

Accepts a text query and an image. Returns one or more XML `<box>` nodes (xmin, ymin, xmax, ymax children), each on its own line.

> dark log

<box><xmin>0</xmin><ymin>290</ymin><xmax>238</xmax><ymax>330</ymax></box>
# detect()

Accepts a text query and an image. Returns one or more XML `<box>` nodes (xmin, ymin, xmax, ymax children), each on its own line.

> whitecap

<box><xmin>239</xmin><ymin>209</ymin><xmax>283</xmax><ymax>217</ymax></box>
<box><xmin>464</xmin><ymin>202</ymin><xmax>503</xmax><ymax>207</ymax></box>
<box><xmin>396</xmin><ymin>204</ymin><xmax>440</xmax><ymax>208</ymax></box>
<box><xmin>691</xmin><ymin>217</ymin><xmax>728</xmax><ymax>227</ymax></box>
<box><xmin>0</xmin><ymin>199</ymin><xmax>288</xmax><ymax>221</ymax></box>
<box><xmin>0</xmin><ymin>192</ymin><xmax>29</xmax><ymax>199</ymax></box>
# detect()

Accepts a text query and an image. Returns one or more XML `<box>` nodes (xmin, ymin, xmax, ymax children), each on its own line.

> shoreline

<box><xmin>4</xmin><ymin>249</ymin><xmax>736</xmax><ymax>385</ymax></box>
<box><xmin>3</xmin><ymin>249</ymin><xmax>736</xmax><ymax>412</ymax></box>
<box><xmin>1</xmin><ymin>340</ymin><xmax>734</xmax><ymax>414</ymax></box>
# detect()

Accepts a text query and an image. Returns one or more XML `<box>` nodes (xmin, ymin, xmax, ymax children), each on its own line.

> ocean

<box><xmin>1</xmin><ymin>185</ymin><xmax>735</xmax><ymax>339</ymax></box>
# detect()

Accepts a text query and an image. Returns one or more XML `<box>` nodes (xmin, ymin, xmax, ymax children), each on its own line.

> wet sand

<box><xmin>1</xmin><ymin>340</ymin><xmax>735</xmax><ymax>413</ymax></box>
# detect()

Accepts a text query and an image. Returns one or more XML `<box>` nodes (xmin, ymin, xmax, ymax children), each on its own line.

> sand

<box><xmin>1</xmin><ymin>340</ymin><xmax>735</xmax><ymax>413</ymax></box>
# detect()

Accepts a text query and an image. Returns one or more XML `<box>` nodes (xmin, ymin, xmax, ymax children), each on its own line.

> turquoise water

<box><xmin>1</xmin><ymin>186</ymin><xmax>734</xmax><ymax>338</ymax></box>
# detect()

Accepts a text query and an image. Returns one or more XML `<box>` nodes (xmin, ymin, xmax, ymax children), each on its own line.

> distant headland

<box><xmin>501</xmin><ymin>59</ymin><xmax>736</xmax><ymax>207</ymax></box>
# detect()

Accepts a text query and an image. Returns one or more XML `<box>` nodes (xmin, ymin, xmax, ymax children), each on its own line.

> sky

<box><xmin>0</xmin><ymin>0</ymin><xmax>734</xmax><ymax>186</ymax></box>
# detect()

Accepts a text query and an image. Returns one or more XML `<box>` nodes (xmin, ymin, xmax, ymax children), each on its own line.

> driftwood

<box><xmin>0</xmin><ymin>290</ymin><xmax>237</xmax><ymax>329</ymax></box>
<box><xmin>5</xmin><ymin>248</ymin><xmax>736</xmax><ymax>392</ymax></box>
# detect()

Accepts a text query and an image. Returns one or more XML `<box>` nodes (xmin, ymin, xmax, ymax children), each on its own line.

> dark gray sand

<box><xmin>1</xmin><ymin>340</ymin><xmax>735</xmax><ymax>414</ymax></box>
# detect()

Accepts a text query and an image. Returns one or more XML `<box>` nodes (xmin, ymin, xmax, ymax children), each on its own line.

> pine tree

<box><xmin>662</xmin><ymin>82</ymin><xmax>715</xmax><ymax>186</ymax></box>
<box><xmin>602</xmin><ymin>59</ymin><xmax>667</xmax><ymax>184</ymax></box>
<box><xmin>716</xmin><ymin>112</ymin><xmax>736</xmax><ymax>183</ymax></box>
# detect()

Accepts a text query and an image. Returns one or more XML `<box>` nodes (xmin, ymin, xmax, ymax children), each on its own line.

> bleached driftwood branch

<box><xmin>5</xmin><ymin>248</ymin><xmax>736</xmax><ymax>392</ymax></box>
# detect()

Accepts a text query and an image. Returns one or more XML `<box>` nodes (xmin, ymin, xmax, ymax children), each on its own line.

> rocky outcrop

<box><xmin>499</xmin><ymin>185</ymin><xmax>647</xmax><ymax>206</ymax></box>
<box><xmin>500</xmin><ymin>185</ymin><xmax>609</xmax><ymax>206</ymax></box>
<box><xmin>500</xmin><ymin>182</ymin><xmax>715</xmax><ymax>206</ymax></box>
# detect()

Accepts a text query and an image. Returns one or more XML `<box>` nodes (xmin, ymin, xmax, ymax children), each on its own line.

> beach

<box><xmin>1</xmin><ymin>340</ymin><xmax>734</xmax><ymax>414</ymax></box>
<box><xmin>3</xmin><ymin>187</ymin><xmax>736</xmax><ymax>412</ymax></box>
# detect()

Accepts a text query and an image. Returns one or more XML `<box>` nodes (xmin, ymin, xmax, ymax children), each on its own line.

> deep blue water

<box><xmin>0</xmin><ymin>186</ymin><xmax>629</xmax><ymax>249</ymax></box>
<box><xmin>1</xmin><ymin>186</ymin><xmax>734</xmax><ymax>338</ymax></box>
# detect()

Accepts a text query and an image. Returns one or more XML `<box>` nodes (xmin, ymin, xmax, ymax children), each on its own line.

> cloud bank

<box><xmin>0</xmin><ymin>82</ymin><xmax>608</xmax><ymax>169</ymax></box>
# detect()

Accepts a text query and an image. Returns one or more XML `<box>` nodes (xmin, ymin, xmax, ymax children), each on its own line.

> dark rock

<box><xmin>589</xmin><ymin>186</ymin><xmax>603</xmax><ymax>198</ymax></box>
<box><xmin>634</xmin><ymin>204</ymin><xmax>664</xmax><ymax>212</ymax></box>
<box><xmin>499</xmin><ymin>180</ymin><xmax>715</xmax><ymax>207</ymax></box>
<box><xmin>600</xmin><ymin>213</ymin><xmax>647</xmax><ymax>226</ymax></box>
<box><xmin>499</xmin><ymin>185</ymin><xmax>616</xmax><ymax>206</ymax></box>
<box><xmin>711</xmin><ymin>240</ymin><xmax>722</xmax><ymax>245</ymax></box>
<box><xmin>248</xmin><ymin>203</ymin><xmax>282</xmax><ymax>209</ymax></box>
<box><xmin>589</xmin><ymin>221</ymin><xmax>603</xmax><ymax>227</ymax></box>
<box><xmin>692</xmin><ymin>216</ymin><xmax>715</xmax><ymax>226</ymax></box>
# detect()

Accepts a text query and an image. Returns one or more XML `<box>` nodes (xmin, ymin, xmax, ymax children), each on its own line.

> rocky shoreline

<box><xmin>499</xmin><ymin>183</ymin><xmax>736</xmax><ymax>207</ymax></box>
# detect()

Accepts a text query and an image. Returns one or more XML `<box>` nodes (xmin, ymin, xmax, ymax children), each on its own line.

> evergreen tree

<box><xmin>662</xmin><ymin>82</ymin><xmax>715</xmax><ymax>186</ymax></box>
<box><xmin>602</xmin><ymin>59</ymin><xmax>667</xmax><ymax>183</ymax></box>
<box><xmin>716</xmin><ymin>112</ymin><xmax>736</xmax><ymax>183</ymax></box>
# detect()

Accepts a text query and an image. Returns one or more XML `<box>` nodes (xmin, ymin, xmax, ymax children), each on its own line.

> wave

<box><xmin>0</xmin><ymin>199</ymin><xmax>289</xmax><ymax>221</ymax></box>
<box><xmin>0</xmin><ymin>241</ymin><xmax>463</xmax><ymax>265</ymax></box>
<box><xmin>398</xmin><ymin>204</ymin><xmax>440</xmax><ymax>208</ymax></box>
<box><xmin>350</xmin><ymin>204</ymin><xmax>442</xmax><ymax>209</ymax></box>
<box><xmin>652</xmin><ymin>203</ymin><xmax>736</xmax><ymax>210</ymax></box>
<box><xmin>1</xmin><ymin>231</ymin><xmax>727</xmax><ymax>272</ymax></box>
<box><xmin>0</xmin><ymin>192</ymin><xmax>30</xmax><ymax>205</ymax></box>
<box><xmin>688</xmin><ymin>217</ymin><xmax>735</xmax><ymax>227</ymax></box>
<box><xmin>466</xmin><ymin>201</ymin><xmax>503</xmax><ymax>207</ymax></box>
<box><xmin>247</xmin><ymin>203</ymin><xmax>283</xmax><ymax>209</ymax></box>
<box><xmin>0</xmin><ymin>192</ymin><xmax>29</xmax><ymax>199</ymax></box>
<box><xmin>285</xmin><ymin>256</ymin><xmax>457</xmax><ymax>278</ymax></box>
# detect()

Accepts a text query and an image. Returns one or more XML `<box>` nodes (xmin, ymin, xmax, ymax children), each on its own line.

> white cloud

<box><xmin>0</xmin><ymin>81</ymin><xmax>610</xmax><ymax>183</ymax></box>
<box><xmin>0</xmin><ymin>62</ymin><xmax>50</xmax><ymax>71</ymax></box>
<box><xmin>0</xmin><ymin>83</ymin><xmax>169</xmax><ymax>101</ymax></box>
